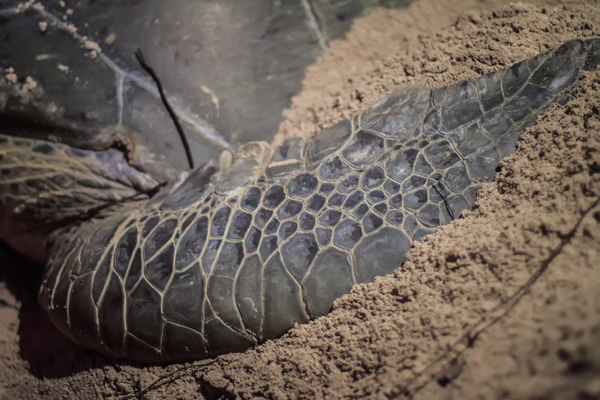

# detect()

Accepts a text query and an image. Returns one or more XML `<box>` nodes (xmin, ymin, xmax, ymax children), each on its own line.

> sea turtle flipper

<box><xmin>0</xmin><ymin>134</ymin><xmax>159</xmax><ymax>239</ymax></box>
<box><xmin>32</xmin><ymin>38</ymin><xmax>599</xmax><ymax>362</ymax></box>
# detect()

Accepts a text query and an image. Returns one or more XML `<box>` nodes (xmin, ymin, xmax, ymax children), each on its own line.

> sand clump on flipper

<box><xmin>0</xmin><ymin>1</ymin><xmax>599</xmax><ymax>399</ymax></box>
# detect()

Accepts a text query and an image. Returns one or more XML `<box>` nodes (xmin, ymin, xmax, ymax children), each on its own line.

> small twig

<box><xmin>432</xmin><ymin>179</ymin><xmax>454</xmax><ymax>220</ymax></box>
<box><xmin>118</xmin><ymin>359</ymin><xmax>217</xmax><ymax>400</ymax></box>
<box><xmin>135</xmin><ymin>50</ymin><xmax>195</xmax><ymax>170</ymax></box>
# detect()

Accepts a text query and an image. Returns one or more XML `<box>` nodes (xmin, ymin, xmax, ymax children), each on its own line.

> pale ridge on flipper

<box><xmin>1</xmin><ymin>38</ymin><xmax>599</xmax><ymax>362</ymax></box>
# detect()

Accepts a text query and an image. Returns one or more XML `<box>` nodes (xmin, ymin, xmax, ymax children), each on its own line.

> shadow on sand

<box><xmin>0</xmin><ymin>242</ymin><xmax>112</xmax><ymax>378</ymax></box>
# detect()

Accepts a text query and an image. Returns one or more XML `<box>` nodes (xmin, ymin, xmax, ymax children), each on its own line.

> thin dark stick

<box><xmin>135</xmin><ymin>50</ymin><xmax>195</xmax><ymax>170</ymax></box>
<box><xmin>118</xmin><ymin>359</ymin><xmax>218</xmax><ymax>400</ymax></box>
<box><xmin>432</xmin><ymin>179</ymin><xmax>455</xmax><ymax>220</ymax></box>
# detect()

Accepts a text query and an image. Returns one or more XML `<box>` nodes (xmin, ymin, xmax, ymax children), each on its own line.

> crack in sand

<box><xmin>401</xmin><ymin>196</ymin><xmax>600</xmax><ymax>398</ymax></box>
<box><xmin>118</xmin><ymin>360</ymin><xmax>218</xmax><ymax>400</ymax></box>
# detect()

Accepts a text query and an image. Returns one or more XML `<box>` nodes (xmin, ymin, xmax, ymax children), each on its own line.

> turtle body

<box><xmin>0</xmin><ymin>0</ymin><xmax>412</xmax><ymax>179</ymax></box>
<box><xmin>1</xmin><ymin>37</ymin><xmax>598</xmax><ymax>362</ymax></box>
<box><xmin>0</xmin><ymin>3</ymin><xmax>599</xmax><ymax>363</ymax></box>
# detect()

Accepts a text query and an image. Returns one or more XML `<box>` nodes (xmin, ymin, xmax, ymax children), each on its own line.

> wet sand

<box><xmin>1</xmin><ymin>0</ymin><xmax>599</xmax><ymax>398</ymax></box>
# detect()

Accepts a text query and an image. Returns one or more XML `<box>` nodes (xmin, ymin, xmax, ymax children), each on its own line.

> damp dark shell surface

<box><xmin>0</xmin><ymin>0</ymin><xmax>411</xmax><ymax>177</ymax></box>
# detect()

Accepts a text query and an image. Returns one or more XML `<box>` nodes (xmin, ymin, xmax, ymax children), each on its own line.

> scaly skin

<box><xmin>1</xmin><ymin>39</ymin><xmax>599</xmax><ymax>362</ymax></box>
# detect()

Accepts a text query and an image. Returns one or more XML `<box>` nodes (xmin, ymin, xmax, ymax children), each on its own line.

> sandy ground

<box><xmin>1</xmin><ymin>0</ymin><xmax>599</xmax><ymax>399</ymax></box>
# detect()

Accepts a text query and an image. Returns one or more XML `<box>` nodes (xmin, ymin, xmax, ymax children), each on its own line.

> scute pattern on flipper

<box><xmin>36</xmin><ymin>39</ymin><xmax>600</xmax><ymax>362</ymax></box>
